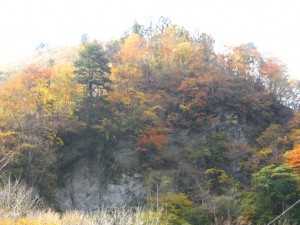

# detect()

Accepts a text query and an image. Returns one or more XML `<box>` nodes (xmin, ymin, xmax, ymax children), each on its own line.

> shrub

<box><xmin>0</xmin><ymin>177</ymin><xmax>43</xmax><ymax>220</ymax></box>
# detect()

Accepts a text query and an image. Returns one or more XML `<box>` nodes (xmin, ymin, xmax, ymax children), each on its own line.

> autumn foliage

<box><xmin>137</xmin><ymin>129</ymin><xmax>167</xmax><ymax>152</ymax></box>
<box><xmin>1</xmin><ymin>18</ymin><xmax>300</xmax><ymax>225</ymax></box>
<box><xmin>286</xmin><ymin>145</ymin><xmax>300</xmax><ymax>173</ymax></box>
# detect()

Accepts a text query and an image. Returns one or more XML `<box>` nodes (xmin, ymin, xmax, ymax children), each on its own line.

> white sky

<box><xmin>1</xmin><ymin>0</ymin><xmax>300</xmax><ymax>78</ymax></box>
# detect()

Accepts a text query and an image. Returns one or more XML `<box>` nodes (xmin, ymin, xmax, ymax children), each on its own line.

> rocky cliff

<box><xmin>54</xmin><ymin>115</ymin><xmax>249</xmax><ymax>211</ymax></box>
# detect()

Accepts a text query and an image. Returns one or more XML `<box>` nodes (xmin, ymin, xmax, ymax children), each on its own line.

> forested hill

<box><xmin>1</xmin><ymin>19</ymin><xmax>300</xmax><ymax>224</ymax></box>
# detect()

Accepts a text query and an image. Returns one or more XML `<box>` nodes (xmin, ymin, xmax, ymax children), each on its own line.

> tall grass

<box><xmin>0</xmin><ymin>177</ymin><xmax>164</xmax><ymax>224</ymax></box>
<box><xmin>0</xmin><ymin>207</ymin><xmax>164</xmax><ymax>225</ymax></box>
<box><xmin>0</xmin><ymin>177</ymin><xmax>43</xmax><ymax>220</ymax></box>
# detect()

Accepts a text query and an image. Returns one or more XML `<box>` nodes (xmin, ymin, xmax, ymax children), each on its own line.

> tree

<box><xmin>260</xmin><ymin>58</ymin><xmax>292</xmax><ymax>104</ymax></box>
<box><xmin>74</xmin><ymin>41</ymin><xmax>111</xmax><ymax>98</ymax></box>
<box><xmin>286</xmin><ymin>145</ymin><xmax>300</xmax><ymax>174</ymax></box>
<box><xmin>74</xmin><ymin>41</ymin><xmax>112</xmax><ymax>128</ymax></box>
<box><xmin>222</xmin><ymin>43</ymin><xmax>261</xmax><ymax>80</ymax></box>
<box><xmin>35</xmin><ymin>42</ymin><xmax>48</xmax><ymax>53</ymax></box>
<box><xmin>80</xmin><ymin>33</ymin><xmax>89</xmax><ymax>45</ymax></box>
<box><xmin>255</xmin><ymin>124</ymin><xmax>287</xmax><ymax>166</ymax></box>
<box><xmin>204</xmin><ymin>168</ymin><xmax>229</xmax><ymax>194</ymax></box>
<box><xmin>246</xmin><ymin>164</ymin><xmax>300</xmax><ymax>224</ymax></box>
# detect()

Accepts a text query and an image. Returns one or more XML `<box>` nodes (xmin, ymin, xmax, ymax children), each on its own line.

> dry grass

<box><xmin>0</xmin><ymin>178</ymin><xmax>43</xmax><ymax>220</ymax></box>
<box><xmin>0</xmin><ymin>175</ymin><xmax>164</xmax><ymax>224</ymax></box>
<box><xmin>61</xmin><ymin>210</ymin><xmax>95</xmax><ymax>225</ymax></box>
<box><xmin>89</xmin><ymin>207</ymin><xmax>163</xmax><ymax>225</ymax></box>
<box><xmin>0</xmin><ymin>208</ymin><xmax>164</xmax><ymax>225</ymax></box>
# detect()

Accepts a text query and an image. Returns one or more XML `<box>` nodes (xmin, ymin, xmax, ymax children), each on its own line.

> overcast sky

<box><xmin>1</xmin><ymin>0</ymin><xmax>300</xmax><ymax>78</ymax></box>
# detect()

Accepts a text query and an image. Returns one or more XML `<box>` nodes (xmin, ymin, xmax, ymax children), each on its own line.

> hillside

<box><xmin>0</xmin><ymin>45</ymin><xmax>78</xmax><ymax>77</ymax></box>
<box><xmin>1</xmin><ymin>20</ymin><xmax>300</xmax><ymax>224</ymax></box>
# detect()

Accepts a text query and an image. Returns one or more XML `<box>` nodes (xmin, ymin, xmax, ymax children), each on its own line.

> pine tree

<box><xmin>74</xmin><ymin>41</ymin><xmax>112</xmax><ymax>128</ymax></box>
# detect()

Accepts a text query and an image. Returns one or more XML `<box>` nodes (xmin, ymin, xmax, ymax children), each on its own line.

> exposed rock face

<box><xmin>55</xmin><ymin>140</ymin><xmax>145</xmax><ymax>211</ymax></box>
<box><xmin>55</xmin><ymin>119</ymin><xmax>248</xmax><ymax>211</ymax></box>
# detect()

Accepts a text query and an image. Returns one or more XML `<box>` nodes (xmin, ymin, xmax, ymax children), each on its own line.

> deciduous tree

<box><xmin>286</xmin><ymin>145</ymin><xmax>300</xmax><ymax>174</ymax></box>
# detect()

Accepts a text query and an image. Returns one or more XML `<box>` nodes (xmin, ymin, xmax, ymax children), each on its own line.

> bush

<box><xmin>0</xmin><ymin>177</ymin><xmax>43</xmax><ymax>220</ymax></box>
<box><xmin>183</xmin><ymin>207</ymin><xmax>213</xmax><ymax>225</ymax></box>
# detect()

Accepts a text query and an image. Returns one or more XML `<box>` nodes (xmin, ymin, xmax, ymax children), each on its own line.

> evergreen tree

<box><xmin>74</xmin><ymin>41</ymin><xmax>112</xmax><ymax>128</ymax></box>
